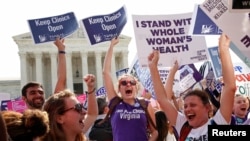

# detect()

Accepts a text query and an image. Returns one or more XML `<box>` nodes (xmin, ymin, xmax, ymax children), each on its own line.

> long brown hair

<box><xmin>155</xmin><ymin>110</ymin><xmax>169</xmax><ymax>141</ymax></box>
<box><xmin>42</xmin><ymin>89</ymin><xmax>85</xmax><ymax>141</ymax></box>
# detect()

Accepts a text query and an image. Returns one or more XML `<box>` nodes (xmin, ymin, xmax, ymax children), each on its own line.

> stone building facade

<box><xmin>0</xmin><ymin>29</ymin><xmax>131</xmax><ymax>99</ymax></box>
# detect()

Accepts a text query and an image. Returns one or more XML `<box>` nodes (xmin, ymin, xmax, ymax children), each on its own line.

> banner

<box><xmin>234</xmin><ymin>62</ymin><xmax>250</xmax><ymax>97</ymax></box>
<box><xmin>81</xmin><ymin>5</ymin><xmax>127</xmax><ymax>45</ymax></box>
<box><xmin>28</xmin><ymin>12</ymin><xmax>78</xmax><ymax>44</ymax></box>
<box><xmin>7</xmin><ymin>100</ymin><xmax>27</xmax><ymax>113</ymax></box>
<box><xmin>189</xmin><ymin>4</ymin><xmax>222</xmax><ymax>35</ymax></box>
<box><xmin>200</xmin><ymin>0</ymin><xmax>250</xmax><ymax>61</ymax></box>
<box><xmin>128</xmin><ymin>55</ymin><xmax>202</xmax><ymax>98</ymax></box>
<box><xmin>132</xmin><ymin>13</ymin><xmax>208</xmax><ymax>67</ymax></box>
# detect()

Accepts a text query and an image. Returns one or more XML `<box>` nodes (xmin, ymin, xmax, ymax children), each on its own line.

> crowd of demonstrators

<box><xmin>1</xmin><ymin>109</ymin><xmax>49</xmax><ymax>141</ymax></box>
<box><xmin>21</xmin><ymin>37</ymin><xmax>66</xmax><ymax>110</ymax></box>
<box><xmin>0</xmin><ymin>38</ymin><xmax>99</xmax><ymax>141</ymax></box>
<box><xmin>102</xmin><ymin>37</ymin><xmax>158</xmax><ymax>141</ymax></box>
<box><xmin>1</xmin><ymin>31</ymin><xmax>250</xmax><ymax>141</ymax></box>
<box><xmin>148</xmin><ymin>33</ymin><xmax>237</xmax><ymax>140</ymax></box>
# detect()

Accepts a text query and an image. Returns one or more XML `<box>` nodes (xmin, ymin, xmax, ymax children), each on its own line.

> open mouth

<box><xmin>240</xmin><ymin>108</ymin><xmax>247</xmax><ymax>111</ymax></box>
<box><xmin>125</xmin><ymin>90</ymin><xmax>132</xmax><ymax>94</ymax></box>
<box><xmin>187</xmin><ymin>113</ymin><xmax>195</xmax><ymax>120</ymax></box>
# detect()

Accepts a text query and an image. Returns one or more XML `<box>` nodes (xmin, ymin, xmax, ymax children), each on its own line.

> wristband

<box><xmin>86</xmin><ymin>88</ymin><xmax>96</xmax><ymax>94</ymax></box>
<box><xmin>59</xmin><ymin>50</ymin><xmax>66</xmax><ymax>54</ymax></box>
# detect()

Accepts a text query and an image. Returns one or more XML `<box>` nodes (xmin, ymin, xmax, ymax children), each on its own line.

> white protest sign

<box><xmin>234</xmin><ymin>62</ymin><xmax>250</xmax><ymax>97</ymax></box>
<box><xmin>200</xmin><ymin>0</ymin><xmax>250</xmax><ymax>61</ymax></box>
<box><xmin>132</xmin><ymin>13</ymin><xmax>208</xmax><ymax>68</ymax></box>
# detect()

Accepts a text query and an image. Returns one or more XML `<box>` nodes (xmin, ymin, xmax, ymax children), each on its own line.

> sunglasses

<box><xmin>120</xmin><ymin>80</ymin><xmax>136</xmax><ymax>86</ymax></box>
<box><xmin>61</xmin><ymin>103</ymin><xmax>85</xmax><ymax>114</ymax></box>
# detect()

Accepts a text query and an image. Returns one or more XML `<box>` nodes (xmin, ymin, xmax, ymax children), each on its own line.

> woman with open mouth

<box><xmin>103</xmin><ymin>37</ymin><xmax>158</xmax><ymax>141</ymax></box>
<box><xmin>148</xmin><ymin>33</ymin><xmax>236</xmax><ymax>141</ymax></box>
<box><xmin>41</xmin><ymin>74</ymin><xmax>98</xmax><ymax>141</ymax></box>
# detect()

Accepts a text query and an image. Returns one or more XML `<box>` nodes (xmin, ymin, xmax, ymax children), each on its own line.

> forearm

<box><xmin>149</xmin><ymin>65</ymin><xmax>167</xmax><ymax>101</ymax></box>
<box><xmin>54</xmin><ymin>51</ymin><xmax>66</xmax><ymax>93</ymax></box>
<box><xmin>165</xmin><ymin>69</ymin><xmax>176</xmax><ymax>100</ymax></box>
<box><xmin>86</xmin><ymin>88</ymin><xmax>98</xmax><ymax>116</ymax></box>
<box><xmin>103</xmin><ymin>45</ymin><xmax>116</xmax><ymax>100</ymax></box>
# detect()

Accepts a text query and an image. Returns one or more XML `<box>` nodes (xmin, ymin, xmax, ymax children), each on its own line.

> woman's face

<box><xmin>184</xmin><ymin>95</ymin><xmax>210</xmax><ymax>128</ymax></box>
<box><xmin>118</xmin><ymin>76</ymin><xmax>137</xmax><ymax>100</ymax></box>
<box><xmin>59</xmin><ymin>96</ymin><xmax>86</xmax><ymax>134</ymax></box>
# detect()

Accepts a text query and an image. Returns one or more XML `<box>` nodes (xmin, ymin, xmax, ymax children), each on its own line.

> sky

<box><xmin>0</xmin><ymin>0</ymin><xmax>226</xmax><ymax>80</ymax></box>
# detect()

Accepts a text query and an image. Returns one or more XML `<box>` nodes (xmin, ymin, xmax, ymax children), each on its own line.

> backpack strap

<box><xmin>137</xmin><ymin>98</ymin><xmax>157</xmax><ymax>130</ymax></box>
<box><xmin>179</xmin><ymin>121</ymin><xmax>192</xmax><ymax>141</ymax></box>
<box><xmin>172</xmin><ymin>126</ymin><xmax>179</xmax><ymax>141</ymax></box>
<box><xmin>98</xmin><ymin>96</ymin><xmax>122</xmax><ymax>125</ymax></box>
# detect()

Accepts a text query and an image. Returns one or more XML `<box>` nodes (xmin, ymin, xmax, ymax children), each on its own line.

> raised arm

<box><xmin>103</xmin><ymin>37</ymin><xmax>119</xmax><ymax>101</ymax></box>
<box><xmin>148</xmin><ymin>50</ymin><xmax>178</xmax><ymax>125</ymax></box>
<box><xmin>218</xmin><ymin>33</ymin><xmax>236</xmax><ymax>123</ymax></box>
<box><xmin>53</xmin><ymin>38</ymin><xmax>66</xmax><ymax>93</ymax></box>
<box><xmin>82</xmin><ymin>74</ymin><xmax>98</xmax><ymax>133</ymax></box>
<box><xmin>164</xmin><ymin>61</ymin><xmax>180</xmax><ymax>111</ymax></box>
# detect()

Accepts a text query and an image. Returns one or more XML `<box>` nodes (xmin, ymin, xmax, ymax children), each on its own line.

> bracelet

<box><xmin>86</xmin><ymin>88</ymin><xmax>96</xmax><ymax>94</ymax></box>
<box><xmin>59</xmin><ymin>50</ymin><xmax>66</xmax><ymax>54</ymax></box>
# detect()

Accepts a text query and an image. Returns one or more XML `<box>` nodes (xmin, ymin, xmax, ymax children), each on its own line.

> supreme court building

<box><xmin>12</xmin><ymin>28</ymin><xmax>131</xmax><ymax>98</ymax></box>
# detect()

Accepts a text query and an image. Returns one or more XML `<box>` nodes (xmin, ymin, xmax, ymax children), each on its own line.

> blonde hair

<box><xmin>117</xmin><ymin>74</ymin><xmax>140</xmax><ymax>94</ymax></box>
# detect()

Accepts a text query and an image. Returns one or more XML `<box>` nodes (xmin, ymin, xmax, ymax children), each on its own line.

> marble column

<box><xmin>66</xmin><ymin>52</ymin><xmax>73</xmax><ymax>90</ymax></box>
<box><xmin>122</xmin><ymin>51</ymin><xmax>129</xmax><ymax>68</ymax></box>
<box><xmin>35</xmin><ymin>52</ymin><xmax>43</xmax><ymax>84</ymax></box>
<box><xmin>95</xmin><ymin>51</ymin><xmax>102</xmax><ymax>89</ymax></box>
<box><xmin>80</xmin><ymin>51</ymin><xmax>88</xmax><ymax>91</ymax></box>
<box><xmin>19</xmin><ymin>52</ymin><xmax>27</xmax><ymax>88</ymax></box>
<box><xmin>49</xmin><ymin>52</ymin><xmax>58</xmax><ymax>92</ymax></box>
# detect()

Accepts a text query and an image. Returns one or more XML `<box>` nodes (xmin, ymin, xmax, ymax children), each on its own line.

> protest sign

<box><xmin>28</xmin><ymin>12</ymin><xmax>78</xmax><ymax>44</ymax></box>
<box><xmin>189</xmin><ymin>4</ymin><xmax>222</xmax><ymax>35</ymax></box>
<box><xmin>81</xmin><ymin>5</ymin><xmax>127</xmax><ymax>45</ymax></box>
<box><xmin>207</xmin><ymin>46</ymin><xmax>222</xmax><ymax>79</ymax></box>
<box><xmin>200</xmin><ymin>0</ymin><xmax>250</xmax><ymax>62</ymax></box>
<box><xmin>128</xmin><ymin>55</ymin><xmax>202</xmax><ymax>98</ymax></box>
<box><xmin>7</xmin><ymin>100</ymin><xmax>27</xmax><ymax>113</ymax></box>
<box><xmin>228</xmin><ymin>0</ymin><xmax>250</xmax><ymax>12</ymax></box>
<box><xmin>234</xmin><ymin>62</ymin><xmax>250</xmax><ymax>97</ymax></box>
<box><xmin>116</xmin><ymin>68</ymin><xmax>129</xmax><ymax>78</ymax></box>
<box><xmin>96</xmin><ymin>86</ymin><xmax>107</xmax><ymax>97</ymax></box>
<box><xmin>132</xmin><ymin>13</ymin><xmax>208</xmax><ymax>67</ymax></box>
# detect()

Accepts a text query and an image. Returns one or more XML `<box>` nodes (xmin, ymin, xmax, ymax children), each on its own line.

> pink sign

<box><xmin>7</xmin><ymin>100</ymin><xmax>27</xmax><ymax>113</ymax></box>
<box><xmin>77</xmin><ymin>94</ymin><xmax>87</xmax><ymax>104</ymax></box>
